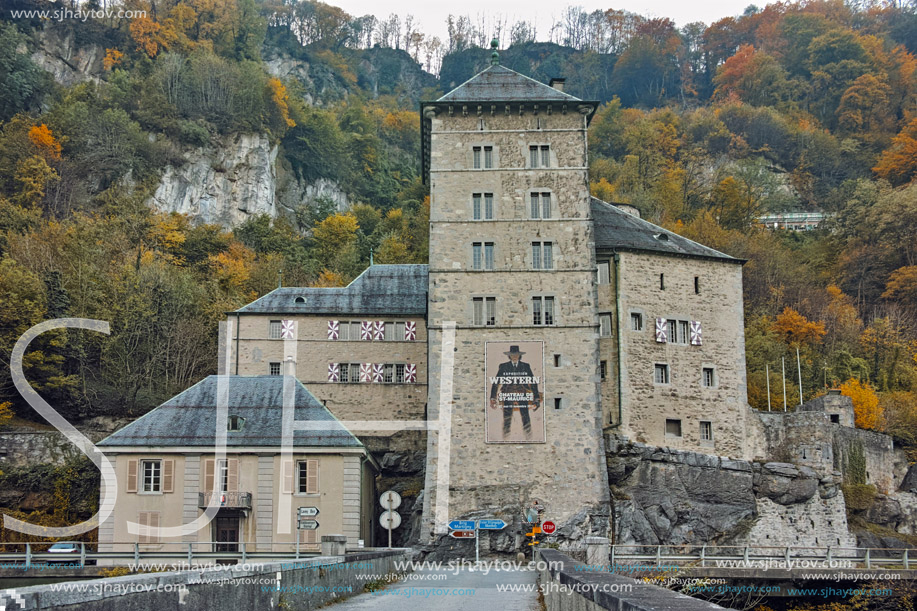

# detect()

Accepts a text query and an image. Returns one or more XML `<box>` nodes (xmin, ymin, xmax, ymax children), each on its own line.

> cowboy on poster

<box><xmin>486</xmin><ymin>341</ymin><xmax>545</xmax><ymax>443</ymax></box>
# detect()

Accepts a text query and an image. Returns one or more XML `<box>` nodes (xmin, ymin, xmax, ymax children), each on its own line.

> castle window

<box><xmin>553</xmin><ymin>354</ymin><xmax>561</xmax><ymax>367</ymax></box>
<box><xmin>554</xmin><ymin>397</ymin><xmax>563</xmax><ymax>410</ymax></box>
<box><xmin>269</xmin><ymin>362</ymin><xmax>281</xmax><ymax>376</ymax></box>
<box><xmin>679</xmin><ymin>320</ymin><xmax>689</xmax><ymax>344</ymax></box>
<box><xmin>660</xmin><ymin>273</ymin><xmax>665</xmax><ymax>290</ymax></box>
<box><xmin>472</xmin><ymin>242</ymin><xmax>494</xmax><ymax>270</ymax></box>
<box><xmin>694</xmin><ymin>276</ymin><xmax>700</xmax><ymax>294</ymax></box>
<box><xmin>473</xmin><ymin>193</ymin><xmax>494</xmax><ymax>220</ymax></box>
<box><xmin>530</xmin><ymin>192</ymin><xmax>552</xmax><ymax>219</ymax></box>
<box><xmin>600</xmin><ymin>361</ymin><xmax>607</xmax><ymax>379</ymax></box>
<box><xmin>383</xmin><ymin>364</ymin><xmax>394</xmax><ymax>383</ymax></box>
<box><xmin>395</xmin><ymin>364</ymin><xmax>406</xmax><ymax>383</ymax></box>
<box><xmin>532</xmin><ymin>296</ymin><xmax>555</xmax><ymax>325</ymax></box>
<box><xmin>703</xmin><ymin>367</ymin><xmax>715</xmax><ymax>387</ymax></box>
<box><xmin>269</xmin><ymin>320</ymin><xmax>282</xmax><ymax>339</ymax></box>
<box><xmin>228</xmin><ymin>415</ymin><xmax>244</xmax><ymax>432</ymax></box>
<box><xmin>599</xmin><ymin>313</ymin><xmax>612</xmax><ymax>336</ymax></box>
<box><xmin>532</xmin><ymin>242</ymin><xmax>553</xmax><ymax>269</ymax></box>
<box><xmin>530</xmin><ymin>145</ymin><xmax>550</xmax><ymax>167</ymax></box>
<box><xmin>665</xmin><ymin>418</ymin><xmax>682</xmax><ymax>437</ymax></box>
<box><xmin>631</xmin><ymin>313</ymin><xmax>643</xmax><ymax>331</ymax></box>
<box><xmin>473</xmin><ymin>297</ymin><xmax>496</xmax><ymax>326</ymax></box>
<box><xmin>700</xmin><ymin>421</ymin><xmax>713</xmax><ymax>441</ymax></box>
<box><xmin>668</xmin><ymin>319</ymin><xmax>678</xmax><ymax>343</ymax></box>
<box><xmin>830</xmin><ymin>414</ymin><xmax>840</xmax><ymax>424</ymax></box>
<box><xmin>654</xmin><ymin>363</ymin><xmax>670</xmax><ymax>384</ymax></box>
<box><xmin>597</xmin><ymin>262</ymin><xmax>610</xmax><ymax>284</ymax></box>
<box><xmin>472</xmin><ymin>146</ymin><xmax>494</xmax><ymax>169</ymax></box>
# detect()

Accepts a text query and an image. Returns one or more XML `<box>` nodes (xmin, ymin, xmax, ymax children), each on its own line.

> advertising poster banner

<box><xmin>485</xmin><ymin>341</ymin><xmax>545</xmax><ymax>443</ymax></box>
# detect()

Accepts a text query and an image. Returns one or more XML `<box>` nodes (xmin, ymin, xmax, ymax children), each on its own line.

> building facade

<box><xmin>97</xmin><ymin>376</ymin><xmax>377</xmax><ymax>560</ymax></box>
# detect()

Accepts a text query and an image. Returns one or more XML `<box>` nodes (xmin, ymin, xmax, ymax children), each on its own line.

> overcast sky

<box><xmin>332</xmin><ymin>0</ymin><xmax>756</xmax><ymax>41</ymax></box>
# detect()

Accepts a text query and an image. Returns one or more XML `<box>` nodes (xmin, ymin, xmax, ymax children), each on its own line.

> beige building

<box><xmin>97</xmin><ymin>375</ymin><xmax>377</xmax><ymax>559</ymax></box>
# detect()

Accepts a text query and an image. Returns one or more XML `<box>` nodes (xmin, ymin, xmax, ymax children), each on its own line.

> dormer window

<box><xmin>228</xmin><ymin>415</ymin><xmax>245</xmax><ymax>431</ymax></box>
<box><xmin>655</xmin><ymin>233</ymin><xmax>669</xmax><ymax>241</ymax></box>
<box><xmin>294</xmin><ymin>296</ymin><xmax>306</xmax><ymax>304</ymax></box>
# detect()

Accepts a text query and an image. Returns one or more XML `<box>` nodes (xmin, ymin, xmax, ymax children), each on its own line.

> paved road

<box><xmin>329</xmin><ymin>567</ymin><xmax>541</xmax><ymax>610</ymax></box>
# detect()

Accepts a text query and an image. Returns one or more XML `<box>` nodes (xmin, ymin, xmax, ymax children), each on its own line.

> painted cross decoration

<box><xmin>359</xmin><ymin>363</ymin><xmax>372</xmax><ymax>383</ymax></box>
<box><xmin>327</xmin><ymin>320</ymin><xmax>339</xmax><ymax>340</ymax></box>
<box><xmin>281</xmin><ymin>320</ymin><xmax>296</xmax><ymax>340</ymax></box>
<box><xmin>372</xmin><ymin>363</ymin><xmax>384</xmax><ymax>383</ymax></box>
<box><xmin>690</xmin><ymin>320</ymin><xmax>703</xmax><ymax>345</ymax></box>
<box><xmin>404</xmin><ymin>321</ymin><xmax>416</xmax><ymax>341</ymax></box>
<box><xmin>328</xmin><ymin>363</ymin><xmax>340</xmax><ymax>382</ymax></box>
<box><xmin>373</xmin><ymin>321</ymin><xmax>385</xmax><ymax>341</ymax></box>
<box><xmin>360</xmin><ymin>321</ymin><xmax>373</xmax><ymax>341</ymax></box>
<box><xmin>655</xmin><ymin>317</ymin><xmax>668</xmax><ymax>343</ymax></box>
<box><xmin>404</xmin><ymin>364</ymin><xmax>417</xmax><ymax>383</ymax></box>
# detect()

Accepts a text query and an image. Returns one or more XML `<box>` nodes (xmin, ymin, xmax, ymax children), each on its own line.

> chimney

<box><xmin>549</xmin><ymin>78</ymin><xmax>566</xmax><ymax>92</ymax></box>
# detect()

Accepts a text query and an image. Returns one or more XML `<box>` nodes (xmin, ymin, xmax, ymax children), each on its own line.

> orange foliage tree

<box><xmin>27</xmin><ymin>125</ymin><xmax>61</xmax><ymax>162</ymax></box>
<box><xmin>840</xmin><ymin>377</ymin><xmax>882</xmax><ymax>430</ymax></box>
<box><xmin>770</xmin><ymin>307</ymin><xmax>826</xmax><ymax>347</ymax></box>
<box><xmin>874</xmin><ymin>117</ymin><xmax>917</xmax><ymax>185</ymax></box>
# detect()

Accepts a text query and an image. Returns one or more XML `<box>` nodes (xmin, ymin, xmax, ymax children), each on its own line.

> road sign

<box><xmin>478</xmin><ymin>519</ymin><xmax>507</xmax><ymax>530</ymax></box>
<box><xmin>298</xmin><ymin>507</ymin><xmax>319</xmax><ymax>518</ymax></box>
<box><xmin>449</xmin><ymin>520</ymin><xmax>476</xmax><ymax>531</ymax></box>
<box><xmin>380</xmin><ymin>510</ymin><xmax>402</xmax><ymax>530</ymax></box>
<box><xmin>526</xmin><ymin>526</ymin><xmax>542</xmax><ymax>536</ymax></box>
<box><xmin>450</xmin><ymin>530</ymin><xmax>475</xmax><ymax>539</ymax></box>
<box><xmin>379</xmin><ymin>490</ymin><xmax>402</xmax><ymax>510</ymax></box>
<box><xmin>541</xmin><ymin>521</ymin><xmax>556</xmax><ymax>535</ymax></box>
<box><xmin>298</xmin><ymin>519</ymin><xmax>319</xmax><ymax>530</ymax></box>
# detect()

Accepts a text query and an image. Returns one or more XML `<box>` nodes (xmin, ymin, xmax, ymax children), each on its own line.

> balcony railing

<box><xmin>198</xmin><ymin>491</ymin><xmax>252</xmax><ymax>509</ymax></box>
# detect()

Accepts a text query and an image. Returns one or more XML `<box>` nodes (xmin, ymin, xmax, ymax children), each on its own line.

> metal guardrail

<box><xmin>605</xmin><ymin>544</ymin><xmax>913</xmax><ymax>570</ymax></box>
<box><xmin>0</xmin><ymin>543</ymin><xmax>911</xmax><ymax>571</ymax></box>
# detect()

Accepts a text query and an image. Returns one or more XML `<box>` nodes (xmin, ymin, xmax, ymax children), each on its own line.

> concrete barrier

<box><xmin>538</xmin><ymin>548</ymin><xmax>735</xmax><ymax>611</ymax></box>
<box><xmin>4</xmin><ymin>548</ymin><xmax>411</xmax><ymax>610</ymax></box>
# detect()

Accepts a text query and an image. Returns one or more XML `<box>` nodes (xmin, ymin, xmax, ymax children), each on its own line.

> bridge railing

<box><xmin>0</xmin><ymin>540</ymin><xmax>353</xmax><ymax>568</ymax></box>
<box><xmin>606</xmin><ymin>544</ymin><xmax>913</xmax><ymax>570</ymax></box>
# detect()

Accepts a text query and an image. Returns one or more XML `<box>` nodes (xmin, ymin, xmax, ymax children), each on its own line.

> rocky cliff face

<box><xmin>147</xmin><ymin>133</ymin><xmax>351</xmax><ymax>227</ymax></box>
<box><xmin>29</xmin><ymin>24</ymin><xmax>103</xmax><ymax>87</ymax></box>
<box><xmin>605</xmin><ymin>436</ymin><xmax>891</xmax><ymax>550</ymax></box>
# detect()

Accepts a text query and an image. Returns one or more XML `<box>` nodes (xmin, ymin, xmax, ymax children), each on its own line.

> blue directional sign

<box><xmin>449</xmin><ymin>520</ymin><xmax>476</xmax><ymax>530</ymax></box>
<box><xmin>478</xmin><ymin>519</ymin><xmax>507</xmax><ymax>530</ymax></box>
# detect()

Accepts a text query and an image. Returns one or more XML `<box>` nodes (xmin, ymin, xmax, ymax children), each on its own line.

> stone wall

<box><xmin>609</xmin><ymin>251</ymin><xmax>748</xmax><ymax>460</ymax></box>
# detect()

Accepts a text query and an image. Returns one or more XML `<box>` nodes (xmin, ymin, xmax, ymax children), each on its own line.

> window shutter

<box><xmin>138</xmin><ymin>511</ymin><xmax>149</xmax><ymax>543</ymax></box>
<box><xmin>227</xmin><ymin>459</ymin><xmax>239</xmax><ymax>492</ymax></box>
<box><xmin>655</xmin><ymin>317</ymin><xmax>668</xmax><ymax>343</ymax></box>
<box><xmin>162</xmin><ymin>460</ymin><xmax>174</xmax><ymax>493</ymax></box>
<box><xmin>306</xmin><ymin>460</ymin><xmax>319</xmax><ymax>494</ymax></box>
<box><xmin>328</xmin><ymin>363</ymin><xmax>340</xmax><ymax>382</ymax></box>
<box><xmin>373</xmin><ymin>321</ymin><xmax>385</xmax><ymax>341</ymax></box>
<box><xmin>690</xmin><ymin>320</ymin><xmax>703</xmax><ymax>345</ymax></box>
<box><xmin>327</xmin><ymin>320</ymin><xmax>339</xmax><ymax>340</ymax></box>
<box><xmin>204</xmin><ymin>459</ymin><xmax>214</xmax><ymax>493</ymax></box>
<box><xmin>126</xmin><ymin>459</ymin><xmax>138</xmax><ymax>493</ymax></box>
<box><xmin>149</xmin><ymin>512</ymin><xmax>160</xmax><ymax>543</ymax></box>
<box><xmin>360</xmin><ymin>321</ymin><xmax>372</xmax><ymax>340</ymax></box>
<box><xmin>404</xmin><ymin>321</ymin><xmax>416</xmax><ymax>341</ymax></box>
<box><xmin>281</xmin><ymin>460</ymin><xmax>293</xmax><ymax>494</ymax></box>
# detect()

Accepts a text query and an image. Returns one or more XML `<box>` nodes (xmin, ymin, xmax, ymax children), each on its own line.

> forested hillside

<box><xmin>0</xmin><ymin>0</ymin><xmax>916</xmax><ymax>460</ymax></box>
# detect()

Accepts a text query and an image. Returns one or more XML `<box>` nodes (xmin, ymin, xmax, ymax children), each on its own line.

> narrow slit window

<box><xmin>541</xmin><ymin>145</ymin><xmax>550</xmax><ymax>168</ymax></box>
<box><xmin>473</xmin><ymin>194</ymin><xmax>482</xmax><ymax>220</ymax></box>
<box><xmin>473</xmin><ymin>146</ymin><xmax>481</xmax><ymax>169</ymax></box>
<box><xmin>484</xmin><ymin>146</ymin><xmax>493</xmax><ymax>168</ymax></box>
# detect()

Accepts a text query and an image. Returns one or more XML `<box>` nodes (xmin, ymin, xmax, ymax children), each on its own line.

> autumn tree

<box><xmin>771</xmin><ymin>307</ymin><xmax>827</xmax><ymax>347</ymax></box>
<box><xmin>840</xmin><ymin>377</ymin><xmax>882</xmax><ymax>429</ymax></box>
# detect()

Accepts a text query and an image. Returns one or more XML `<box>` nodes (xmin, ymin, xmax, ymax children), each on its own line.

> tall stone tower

<box><xmin>420</xmin><ymin>45</ymin><xmax>609</xmax><ymax>545</ymax></box>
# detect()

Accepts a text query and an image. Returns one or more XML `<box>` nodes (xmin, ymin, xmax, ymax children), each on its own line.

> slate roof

<box><xmin>591</xmin><ymin>198</ymin><xmax>740</xmax><ymax>263</ymax></box>
<box><xmin>98</xmin><ymin>376</ymin><xmax>362</xmax><ymax>448</ymax></box>
<box><xmin>233</xmin><ymin>264</ymin><xmax>428</xmax><ymax>316</ymax></box>
<box><xmin>436</xmin><ymin>65</ymin><xmax>583</xmax><ymax>103</ymax></box>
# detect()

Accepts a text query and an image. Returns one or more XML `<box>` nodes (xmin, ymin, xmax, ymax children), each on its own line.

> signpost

<box><xmin>526</xmin><ymin>525</ymin><xmax>542</xmax><ymax>561</ymax></box>
<box><xmin>449</xmin><ymin>530</ymin><xmax>475</xmax><ymax>539</ymax></box>
<box><xmin>478</xmin><ymin>519</ymin><xmax>507</xmax><ymax>530</ymax></box>
<box><xmin>448</xmin><ymin>520</ymin><xmax>476</xmax><ymax>531</ymax></box>
<box><xmin>447</xmin><ymin>519</ymin><xmax>507</xmax><ymax>562</ymax></box>
<box><xmin>295</xmin><ymin>509</ymin><xmax>320</xmax><ymax>559</ymax></box>
<box><xmin>380</xmin><ymin>490</ymin><xmax>402</xmax><ymax>549</ymax></box>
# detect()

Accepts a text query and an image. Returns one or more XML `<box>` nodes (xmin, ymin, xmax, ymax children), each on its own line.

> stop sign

<box><xmin>541</xmin><ymin>521</ymin><xmax>556</xmax><ymax>534</ymax></box>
